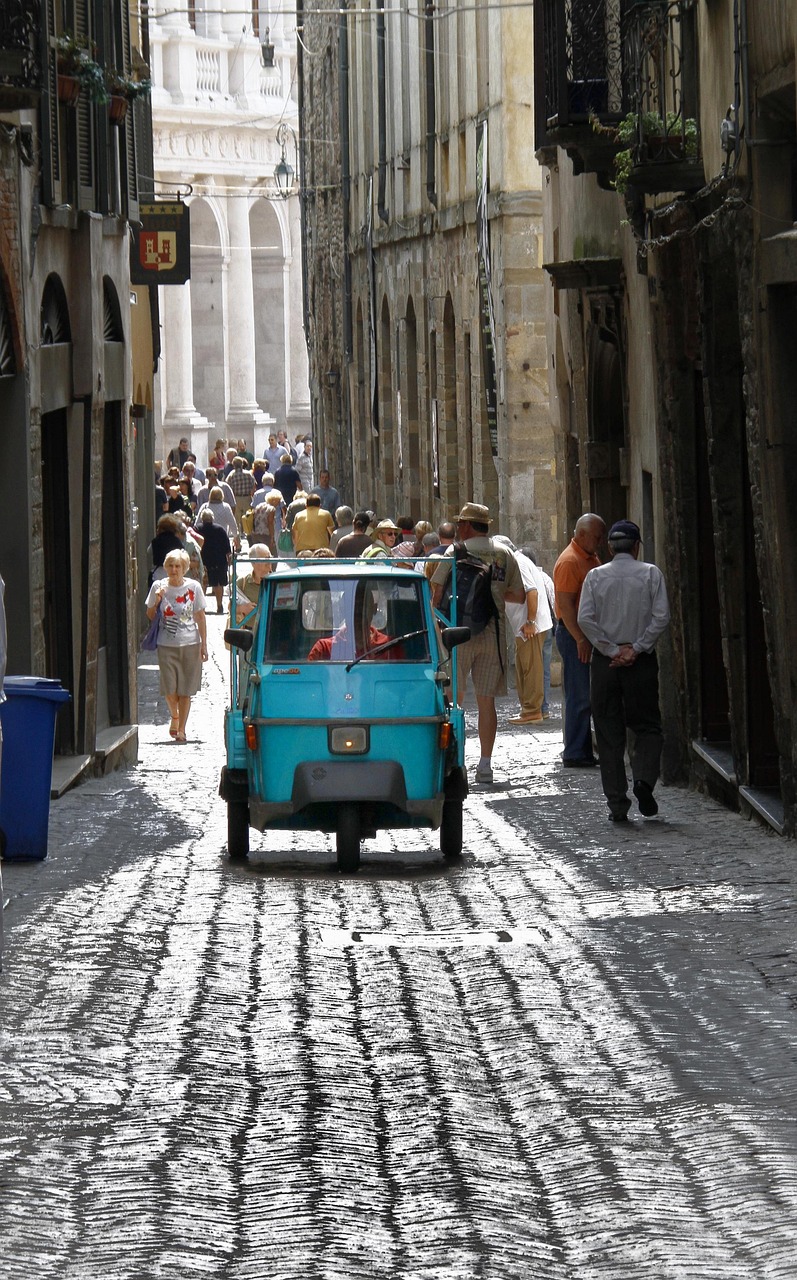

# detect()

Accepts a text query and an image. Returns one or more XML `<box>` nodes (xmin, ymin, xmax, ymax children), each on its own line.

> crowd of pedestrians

<box><xmin>148</xmin><ymin>439</ymin><xmax>670</xmax><ymax>816</ymax></box>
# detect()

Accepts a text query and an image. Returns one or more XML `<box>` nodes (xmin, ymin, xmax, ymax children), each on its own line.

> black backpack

<box><xmin>440</xmin><ymin>542</ymin><xmax>499</xmax><ymax>637</ymax></box>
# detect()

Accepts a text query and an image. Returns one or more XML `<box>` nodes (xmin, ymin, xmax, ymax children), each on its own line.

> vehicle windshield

<box><xmin>263</xmin><ymin>576</ymin><xmax>431</xmax><ymax>664</ymax></box>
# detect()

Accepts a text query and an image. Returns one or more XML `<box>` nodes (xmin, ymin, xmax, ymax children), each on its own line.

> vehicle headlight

<box><xmin>329</xmin><ymin>725</ymin><xmax>369</xmax><ymax>755</ymax></box>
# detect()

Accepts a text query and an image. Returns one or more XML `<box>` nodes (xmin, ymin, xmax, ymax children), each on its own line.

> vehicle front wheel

<box><xmin>440</xmin><ymin>798</ymin><xmax>463</xmax><ymax>859</ymax></box>
<box><xmin>336</xmin><ymin>804</ymin><xmax>361</xmax><ymax>873</ymax></box>
<box><xmin>227</xmin><ymin>799</ymin><xmax>250</xmax><ymax>861</ymax></box>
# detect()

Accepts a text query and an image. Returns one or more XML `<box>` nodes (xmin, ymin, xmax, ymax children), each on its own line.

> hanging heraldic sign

<box><xmin>130</xmin><ymin>202</ymin><xmax>191</xmax><ymax>285</ymax></box>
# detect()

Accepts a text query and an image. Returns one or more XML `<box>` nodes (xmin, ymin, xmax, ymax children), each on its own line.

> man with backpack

<box><xmin>431</xmin><ymin>502</ymin><xmax>525</xmax><ymax>784</ymax></box>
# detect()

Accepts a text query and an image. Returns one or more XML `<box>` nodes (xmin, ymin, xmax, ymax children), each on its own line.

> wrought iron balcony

<box><xmin>0</xmin><ymin>0</ymin><xmax>41</xmax><ymax>111</ymax></box>
<box><xmin>621</xmin><ymin>0</ymin><xmax>704</xmax><ymax>194</ymax></box>
<box><xmin>535</xmin><ymin>0</ymin><xmax>704</xmax><ymax>195</ymax></box>
<box><xmin>534</xmin><ymin>0</ymin><xmax>628</xmax><ymax>176</ymax></box>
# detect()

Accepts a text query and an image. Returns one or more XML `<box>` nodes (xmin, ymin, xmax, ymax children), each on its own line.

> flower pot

<box><xmin>57</xmin><ymin>73</ymin><xmax>81</xmax><ymax>107</ymax></box>
<box><xmin>645</xmin><ymin>134</ymin><xmax>687</xmax><ymax>162</ymax></box>
<box><xmin>108</xmin><ymin>94</ymin><xmax>128</xmax><ymax>124</ymax></box>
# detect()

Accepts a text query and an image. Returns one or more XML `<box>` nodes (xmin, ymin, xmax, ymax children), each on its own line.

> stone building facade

<box><xmin>535</xmin><ymin>0</ymin><xmax>797</xmax><ymax>833</ymax></box>
<box><xmin>0</xmin><ymin>0</ymin><xmax>157</xmax><ymax>777</ymax></box>
<box><xmin>299</xmin><ymin>1</ymin><xmax>557</xmax><ymax>557</ymax></box>
<box><xmin>149</xmin><ymin>0</ymin><xmax>310</xmax><ymax>470</ymax></box>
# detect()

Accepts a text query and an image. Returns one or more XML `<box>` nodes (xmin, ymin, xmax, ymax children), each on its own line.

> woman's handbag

<box><xmin>141</xmin><ymin>608</ymin><xmax>161</xmax><ymax>651</ymax></box>
<box><xmin>277</xmin><ymin>529</ymin><xmax>293</xmax><ymax>555</ymax></box>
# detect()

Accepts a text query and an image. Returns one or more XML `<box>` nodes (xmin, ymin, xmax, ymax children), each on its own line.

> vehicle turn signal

<box><xmin>245</xmin><ymin>724</ymin><xmax>258</xmax><ymax>751</ymax></box>
<box><xmin>438</xmin><ymin>721</ymin><xmax>452</xmax><ymax>749</ymax></box>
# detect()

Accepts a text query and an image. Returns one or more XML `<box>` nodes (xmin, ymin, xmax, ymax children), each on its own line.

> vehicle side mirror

<box><xmin>225</xmin><ymin>628</ymin><xmax>254</xmax><ymax>653</ymax></box>
<box><xmin>440</xmin><ymin>626</ymin><xmax>471</xmax><ymax>652</ymax></box>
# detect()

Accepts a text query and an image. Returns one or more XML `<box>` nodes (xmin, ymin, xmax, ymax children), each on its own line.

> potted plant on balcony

<box><xmin>55</xmin><ymin>34</ymin><xmax>107</xmax><ymax>106</ymax></box>
<box><xmin>104</xmin><ymin>68</ymin><xmax>151</xmax><ymax>123</ymax></box>
<box><xmin>612</xmin><ymin>111</ymin><xmax>698</xmax><ymax>194</ymax></box>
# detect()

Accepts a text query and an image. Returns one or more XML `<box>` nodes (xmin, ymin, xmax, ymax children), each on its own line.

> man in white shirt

<box><xmin>577</xmin><ymin>520</ymin><xmax>670</xmax><ymax>822</ymax></box>
<box><xmin>296</xmin><ymin>439</ymin><xmax>314</xmax><ymax>492</ymax></box>
<box><xmin>197</xmin><ymin>467</ymin><xmax>235</xmax><ymax>511</ymax></box>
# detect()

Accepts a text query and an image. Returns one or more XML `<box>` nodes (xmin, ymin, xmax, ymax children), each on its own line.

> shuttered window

<box><xmin>41</xmin><ymin>0</ymin><xmax>63</xmax><ymax>206</ymax></box>
<box><xmin>119</xmin><ymin>0</ymin><xmax>138</xmax><ymax>220</ymax></box>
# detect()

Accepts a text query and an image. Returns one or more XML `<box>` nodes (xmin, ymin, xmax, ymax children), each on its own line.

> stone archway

<box><xmin>404</xmin><ymin>296</ymin><xmax>422</xmax><ymax>518</ymax></box>
<box><xmin>442</xmin><ymin>293</ymin><xmax>459</xmax><ymax>511</ymax></box>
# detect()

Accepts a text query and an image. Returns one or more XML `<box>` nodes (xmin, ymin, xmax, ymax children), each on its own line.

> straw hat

<box><xmin>453</xmin><ymin>502</ymin><xmax>492</xmax><ymax>525</ymax></box>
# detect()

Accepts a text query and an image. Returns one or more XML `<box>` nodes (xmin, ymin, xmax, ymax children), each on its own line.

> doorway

<box><xmin>41</xmin><ymin>408</ymin><xmax>76</xmax><ymax>752</ymax></box>
<box><xmin>695</xmin><ymin>378</ymin><xmax>730</xmax><ymax>743</ymax></box>
<box><xmin>586</xmin><ymin>301</ymin><xmax>626</xmax><ymax>524</ymax></box>
<box><xmin>99</xmin><ymin>404</ymin><xmax>129</xmax><ymax>727</ymax></box>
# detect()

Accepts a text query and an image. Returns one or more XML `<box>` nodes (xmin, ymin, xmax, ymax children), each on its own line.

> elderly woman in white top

<box><xmin>145</xmin><ymin>549</ymin><xmax>207</xmax><ymax>743</ymax></box>
<box><xmin>196</xmin><ymin>485</ymin><xmax>239</xmax><ymax>546</ymax></box>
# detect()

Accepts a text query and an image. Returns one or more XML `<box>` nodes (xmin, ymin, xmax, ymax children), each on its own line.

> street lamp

<box><xmin>274</xmin><ymin>121</ymin><xmax>296</xmax><ymax>199</ymax></box>
<box><xmin>260</xmin><ymin>28</ymin><xmax>275</xmax><ymax>68</ymax></box>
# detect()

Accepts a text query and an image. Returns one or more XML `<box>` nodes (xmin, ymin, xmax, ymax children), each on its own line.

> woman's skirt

<box><xmin>205</xmin><ymin>559</ymin><xmax>229</xmax><ymax>588</ymax></box>
<box><xmin>157</xmin><ymin>643</ymin><xmax>203</xmax><ymax>696</ymax></box>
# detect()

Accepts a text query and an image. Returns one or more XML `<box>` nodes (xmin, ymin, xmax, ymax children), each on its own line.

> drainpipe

<box><xmin>340</xmin><ymin>2</ymin><xmax>352</xmax><ymax>362</ymax></box>
<box><xmin>296</xmin><ymin>0</ymin><xmax>311</xmax><ymax>359</ymax></box>
<box><xmin>424</xmin><ymin>0</ymin><xmax>437</xmax><ymax>207</ymax></box>
<box><xmin>339</xmin><ymin>0</ymin><xmax>354</xmax><ymax>501</ymax></box>
<box><xmin>736</xmin><ymin>0</ymin><xmax>752</xmax><ymax>154</ymax></box>
<box><xmin>376</xmin><ymin>7</ymin><xmax>389</xmax><ymax>224</ymax></box>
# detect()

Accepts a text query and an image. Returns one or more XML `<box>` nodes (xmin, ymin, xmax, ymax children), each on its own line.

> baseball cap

<box><xmin>608</xmin><ymin>520</ymin><xmax>642</xmax><ymax>541</ymax></box>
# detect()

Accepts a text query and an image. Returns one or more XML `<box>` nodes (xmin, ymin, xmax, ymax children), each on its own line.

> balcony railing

<box><xmin>535</xmin><ymin>0</ymin><xmax>627</xmax><ymax>143</ymax></box>
<box><xmin>535</xmin><ymin>0</ymin><xmax>703</xmax><ymax>193</ymax></box>
<box><xmin>622</xmin><ymin>0</ymin><xmax>703</xmax><ymax>193</ymax></box>
<box><xmin>152</xmin><ymin>30</ymin><xmax>294</xmax><ymax>109</ymax></box>
<box><xmin>0</xmin><ymin>0</ymin><xmax>41</xmax><ymax>110</ymax></box>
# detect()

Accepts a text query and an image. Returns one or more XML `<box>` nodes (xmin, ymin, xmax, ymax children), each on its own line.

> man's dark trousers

<box><xmin>589</xmin><ymin>650</ymin><xmax>662</xmax><ymax>816</ymax></box>
<box><xmin>556</xmin><ymin>621</ymin><xmax>595</xmax><ymax>763</ymax></box>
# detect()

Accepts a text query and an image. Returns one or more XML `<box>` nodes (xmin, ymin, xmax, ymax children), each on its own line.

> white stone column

<box><xmin>224</xmin><ymin>189</ymin><xmax>270</xmax><ymax>440</ymax></box>
<box><xmin>159</xmin><ymin>280</ymin><xmax>212</xmax><ymax>461</ymax></box>
<box><xmin>286</xmin><ymin>193</ymin><xmax>310</xmax><ymax>429</ymax></box>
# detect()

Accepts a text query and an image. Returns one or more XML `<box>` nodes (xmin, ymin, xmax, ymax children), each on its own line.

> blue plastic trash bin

<box><xmin>0</xmin><ymin>677</ymin><xmax>71</xmax><ymax>860</ymax></box>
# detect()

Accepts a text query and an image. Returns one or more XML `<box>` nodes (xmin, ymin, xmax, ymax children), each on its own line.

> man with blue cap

<box><xmin>577</xmin><ymin>520</ymin><xmax>670</xmax><ymax>821</ymax></box>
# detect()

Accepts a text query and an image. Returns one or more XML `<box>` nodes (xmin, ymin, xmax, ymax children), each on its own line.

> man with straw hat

<box><xmin>431</xmin><ymin>502</ymin><xmax>524</xmax><ymax>785</ymax></box>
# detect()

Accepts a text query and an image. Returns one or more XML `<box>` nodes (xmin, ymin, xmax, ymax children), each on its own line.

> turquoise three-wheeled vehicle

<box><xmin>219</xmin><ymin>558</ymin><xmax>471</xmax><ymax>871</ymax></box>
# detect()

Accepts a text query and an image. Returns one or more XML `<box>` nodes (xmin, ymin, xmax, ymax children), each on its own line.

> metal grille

<box><xmin>103</xmin><ymin>279</ymin><xmax>124</xmax><ymax>342</ymax></box>
<box><xmin>0</xmin><ymin>284</ymin><xmax>15</xmax><ymax>377</ymax></box>
<box><xmin>0</xmin><ymin>0</ymin><xmax>41</xmax><ymax>95</ymax></box>
<box><xmin>536</xmin><ymin>0</ymin><xmax>628</xmax><ymax>137</ymax></box>
<box><xmin>624</xmin><ymin>1</ymin><xmax>699</xmax><ymax>147</ymax></box>
<box><xmin>40</xmin><ymin>274</ymin><xmax>71</xmax><ymax>345</ymax></box>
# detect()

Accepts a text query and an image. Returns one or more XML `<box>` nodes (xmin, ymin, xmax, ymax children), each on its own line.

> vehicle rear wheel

<box><xmin>336</xmin><ymin>804</ymin><xmax>361</xmax><ymax>873</ymax></box>
<box><xmin>227</xmin><ymin>799</ymin><xmax>250</xmax><ymax>860</ymax></box>
<box><xmin>440</xmin><ymin>798</ymin><xmax>463</xmax><ymax>859</ymax></box>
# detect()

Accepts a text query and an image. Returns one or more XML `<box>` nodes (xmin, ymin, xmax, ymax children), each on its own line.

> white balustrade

<box><xmin>196</xmin><ymin>47</ymin><xmax>221</xmax><ymax>95</ymax></box>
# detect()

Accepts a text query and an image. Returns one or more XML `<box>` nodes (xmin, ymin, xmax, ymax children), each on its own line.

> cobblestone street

<box><xmin>1</xmin><ymin>614</ymin><xmax>796</xmax><ymax>1279</ymax></box>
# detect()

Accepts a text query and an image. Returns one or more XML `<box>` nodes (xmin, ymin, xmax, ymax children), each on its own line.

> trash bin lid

<box><xmin>3</xmin><ymin>676</ymin><xmax>72</xmax><ymax>702</ymax></box>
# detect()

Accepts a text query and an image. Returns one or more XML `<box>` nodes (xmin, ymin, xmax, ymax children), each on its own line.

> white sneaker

<box><xmin>475</xmin><ymin>762</ymin><xmax>494</xmax><ymax>784</ymax></box>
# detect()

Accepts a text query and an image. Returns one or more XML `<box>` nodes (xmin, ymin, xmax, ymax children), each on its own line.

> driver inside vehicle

<box><xmin>308</xmin><ymin>581</ymin><xmax>401</xmax><ymax>662</ymax></box>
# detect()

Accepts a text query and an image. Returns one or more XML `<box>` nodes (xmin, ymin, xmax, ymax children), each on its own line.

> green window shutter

<box><xmin>40</xmin><ymin>0</ymin><xmax>63</xmax><ymax>206</ymax></box>
<box><xmin>120</xmin><ymin>0</ymin><xmax>139</xmax><ymax>221</ymax></box>
<box><xmin>73</xmin><ymin>0</ymin><xmax>96</xmax><ymax>209</ymax></box>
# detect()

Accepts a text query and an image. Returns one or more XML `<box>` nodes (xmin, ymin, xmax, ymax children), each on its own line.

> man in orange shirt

<box><xmin>553</xmin><ymin>513</ymin><xmax>605</xmax><ymax>766</ymax></box>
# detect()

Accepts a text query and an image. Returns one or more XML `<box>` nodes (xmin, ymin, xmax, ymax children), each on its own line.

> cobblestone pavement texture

<box><xmin>1</xmin><ymin>611</ymin><xmax>796</xmax><ymax>1279</ymax></box>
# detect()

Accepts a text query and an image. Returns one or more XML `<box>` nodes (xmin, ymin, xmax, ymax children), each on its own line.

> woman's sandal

<box><xmin>169</xmin><ymin>717</ymin><xmax>179</xmax><ymax>738</ymax></box>
<box><xmin>174</xmin><ymin>732</ymin><xmax>187</xmax><ymax>744</ymax></box>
